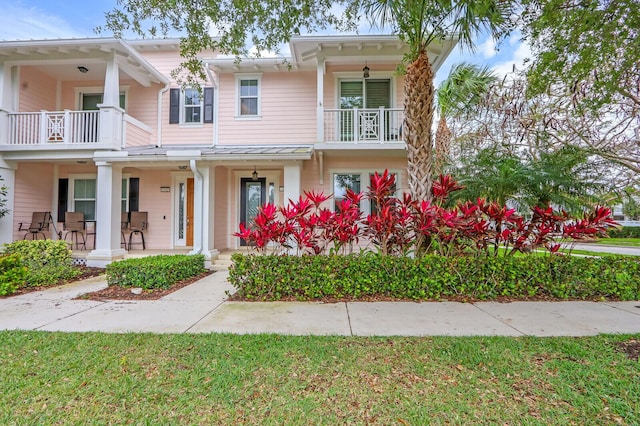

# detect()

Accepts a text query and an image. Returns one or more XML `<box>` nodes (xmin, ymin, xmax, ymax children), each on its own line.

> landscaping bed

<box><xmin>79</xmin><ymin>270</ymin><xmax>214</xmax><ymax>301</ymax></box>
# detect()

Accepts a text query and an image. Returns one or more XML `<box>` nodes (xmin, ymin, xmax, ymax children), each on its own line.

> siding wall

<box><xmin>135</xmin><ymin>169</ymin><xmax>173</xmax><ymax>249</ymax></box>
<box><xmin>18</xmin><ymin>67</ymin><xmax>57</xmax><ymax>111</ymax></box>
<box><xmin>214</xmin><ymin>166</ymin><xmax>229</xmax><ymax>250</ymax></box>
<box><xmin>12</xmin><ymin>163</ymin><xmax>55</xmax><ymax>240</ymax></box>
<box><xmin>141</xmin><ymin>50</ymin><xmax>214</xmax><ymax>146</ymax></box>
<box><xmin>216</xmin><ymin>71</ymin><xmax>317</xmax><ymax>145</ymax></box>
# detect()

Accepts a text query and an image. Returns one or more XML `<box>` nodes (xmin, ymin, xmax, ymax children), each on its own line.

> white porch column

<box><xmin>98</xmin><ymin>53</ymin><xmax>124</xmax><ymax>149</ymax></box>
<box><xmin>316</xmin><ymin>58</ymin><xmax>325</xmax><ymax>142</ymax></box>
<box><xmin>0</xmin><ymin>159</ymin><xmax>16</xmax><ymax>245</ymax></box>
<box><xmin>190</xmin><ymin>161</ymin><xmax>219</xmax><ymax>267</ymax></box>
<box><xmin>86</xmin><ymin>161</ymin><xmax>126</xmax><ymax>267</ymax></box>
<box><xmin>283</xmin><ymin>162</ymin><xmax>302</xmax><ymax>204</ymax></box>
<box><xmin>103</xmin><ymin>53</ymin><xmax>120</xmax><ymax>107</ymax></box>
<box><xmin>0</xmin><ymin>63</ymin><xmax>17</xmax><ymax>146</ymax></box>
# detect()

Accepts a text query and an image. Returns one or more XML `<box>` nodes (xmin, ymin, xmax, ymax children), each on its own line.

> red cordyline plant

<box><xmin>234</xmin><ymin>170</ymin><xmax>619</xmax><ymax>257</ymax></box>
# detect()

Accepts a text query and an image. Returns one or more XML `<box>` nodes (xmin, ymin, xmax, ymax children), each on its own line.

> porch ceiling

<box><xmin>289</xmin><ymin>34</ymin><xmax>458</xmax><ymax>72</ymax></box>
<box><xmin>0</xmin><ymin>38</ymin><xmax>168</xmax><ymax>87</ymax></box>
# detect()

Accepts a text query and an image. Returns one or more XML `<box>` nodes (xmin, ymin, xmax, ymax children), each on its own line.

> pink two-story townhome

<box><xmin>0</xmin><ymin>35</ymin><xmax>456</xmax><ymax>267</ymax></box>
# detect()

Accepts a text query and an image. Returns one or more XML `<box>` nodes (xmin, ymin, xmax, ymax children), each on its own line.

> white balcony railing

<box><xmin>6</xmin><ymin>110</ymin><xmax>100</xmax><ymax>146</ymax></box>
<box><xmin>323</xmin><ymin>108</ymin><xmax>404</xmax><ymax>143</ymax></box>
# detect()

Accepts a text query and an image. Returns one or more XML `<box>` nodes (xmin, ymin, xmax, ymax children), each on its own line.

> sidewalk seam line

<box><xmin>345</xmin><ymin>302</ymin><xmax>353</xmax><ymax>336</ymax></box>
<box><xmin>34</xmin><ymin>300</ymin><xmax>109</xmax><ymax>331</ymax></box>
<box><xmin>471</xmin><ymin>303</ymin><xmax>527</xmax><ymax>336</ymax></box>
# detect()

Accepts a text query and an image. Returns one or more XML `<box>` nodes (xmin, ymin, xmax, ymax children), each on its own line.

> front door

<box><xmin>175</xmin><ymin>177</ymin><xmax>194</xmax><ymax>247</ymax></box>
<box><xmin>186</xmin><ymin>178</ymin><xmax>194</xmax><ymax>246</ymax></box>
<box><xmin>240</xmin><ymin>177</ymin><xmax>266</xmax><ymax>246</ymax></box>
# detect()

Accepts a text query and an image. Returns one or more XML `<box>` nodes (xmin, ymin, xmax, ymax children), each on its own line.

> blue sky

<box><xmin>0</xmin><ymin>0</ymin><xmax>530</xmax><ymax>85</ymax></box>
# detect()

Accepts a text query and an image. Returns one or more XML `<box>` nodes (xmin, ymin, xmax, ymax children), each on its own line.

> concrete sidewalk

<box><xmin>1</xmin><ymin>272</ymin><xmax>639</xmax><ymax>336</ymax></box>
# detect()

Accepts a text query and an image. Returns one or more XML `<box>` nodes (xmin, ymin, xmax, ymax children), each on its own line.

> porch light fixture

<box><xmin>252</xmin><ymin>166</ymin><xmax>259</xmax><ymax>181</ymax></box>
<box><xmin>363</xmin><ymin>62</ymin><xmax>370</xmax><ymax>79</ymax></box>
<box><xmin>77</xmin><ymin>66</ymin><xmax>89</xmax><ymax>74</ymax></box>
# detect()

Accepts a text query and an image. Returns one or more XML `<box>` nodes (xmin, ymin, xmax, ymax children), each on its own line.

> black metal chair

<box><xmin>18</xmin><ymin>211</ymin><xmax>51</xmax><ymax>240</ymax></box>
<box><xmin>127</xmin><ymin>211</ymin><xmax>148</xmax><ymax>250</ymax></box>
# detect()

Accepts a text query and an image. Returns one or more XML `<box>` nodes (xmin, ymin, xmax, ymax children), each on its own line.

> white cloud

<box><xmin>490</xmin><ymin>37</ymin><xmax>532</xmax><ymax>77</ymax></box>
<box><xmin>478</xmin><ymin>37</ymin><xmax>497</xmax><ymax>59</ymax></box>
<box><xmin>0</xmin><ymin>4</ymin><xmax>82</xmax><ymax>40</ymax></box>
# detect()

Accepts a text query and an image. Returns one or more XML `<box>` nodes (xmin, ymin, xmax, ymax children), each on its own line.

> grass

<box><xmin>1</xmin><ymin>331</ymin><xmax>638</xmax><ymax>424</ymax></box>
<box><xmin>597</xmin><ymin>238</ymin><xmax>640</xmax><ymax>247</ymax></box>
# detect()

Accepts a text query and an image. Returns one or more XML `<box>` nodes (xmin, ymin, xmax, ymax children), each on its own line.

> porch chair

<box><xmin>121</xmin><ymin>212</ymin><xmax>130</xmax><ymax>250</ymax></box>
<box><xmin>127</xmin><ymin>211</ymin><xmax>148</xmax><ymax>250</ymax></box>
<box><xmin>18</xmin><ymin>211</ymin><xmax>52</xmax><ymax>240</ymax></box>
<box><xmin>62</xmin><ymin>211</ymin><xmax>86</xmax><ymax>250</ymax></box>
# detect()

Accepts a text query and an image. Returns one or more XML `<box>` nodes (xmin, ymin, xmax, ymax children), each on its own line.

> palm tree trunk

<box><xmin>434</xmin><ymin>116</ymin><xmax>452</xmax><ymax>176</ymax></box>
<box><xmin>404</xmin><ymin>51</ymin><xmax>435</xmax><ymax>202</ymax></box>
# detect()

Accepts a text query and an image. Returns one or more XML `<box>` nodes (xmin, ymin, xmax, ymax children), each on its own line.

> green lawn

<box><xmin>1</xmin><ymin>331</ymin><xmax>638</xmax><ymax>424</ymax></box>
<box><xmin>597</xmin><ymin>238</ymin><xmax>640</xmax><ymax>247</ymax></box>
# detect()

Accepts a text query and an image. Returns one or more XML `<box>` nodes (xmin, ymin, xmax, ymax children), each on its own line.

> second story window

<box><xmin>183</xmin><ymin>88</ymin><xmax>202</xmax><ymax>123</ymax></box>
<box><xmin>235</xmin><ymin>74</ymin><xmax>262</xmax><ymax>118</ymax></box>
<box><xmin>169</xmin><ymin>87</ymin><xmax>214</xmax><ymax>125</ymax></box>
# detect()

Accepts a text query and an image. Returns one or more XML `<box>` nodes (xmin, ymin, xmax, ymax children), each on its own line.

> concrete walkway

<box><xmin>1</xmin><ymin>272</ymin><xmax>639</xmax><ymax>336</ymax></box>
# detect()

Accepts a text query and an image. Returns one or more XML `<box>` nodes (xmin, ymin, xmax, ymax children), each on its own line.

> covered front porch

<box><xmin>0</xmin><ymin>38</ymin><xmax>168</xmax><ymax>151</ymax></box>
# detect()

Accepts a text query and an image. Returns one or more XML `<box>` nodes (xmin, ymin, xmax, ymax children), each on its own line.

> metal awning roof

<box><xmin>97</xmin><ymin>144</ymin><xmax>315</xmax><ymax>162</ymax></box>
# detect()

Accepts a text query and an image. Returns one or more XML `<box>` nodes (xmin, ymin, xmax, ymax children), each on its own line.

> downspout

<box><xmin>189</xmin><ymin>159</ymin><xmax>203</xmax><ymax>254</ymax></box>
<box><xmin>203</xmin><ymin>63</ymin><xmax>218</xmax><ymax>146</ymax></box>
<box><xmin>156</xmin><ymin>83</ymin><xmax>170</xmax><ymax>147</ymax></box>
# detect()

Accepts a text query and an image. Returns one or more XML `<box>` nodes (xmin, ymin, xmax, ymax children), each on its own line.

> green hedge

<box><xmin>0</xmin><ymin>254</ymin><xmax>28</xmax><ymax>296</ymax></box>
<box><xmin>106</xmin><ymin>254</ymin><xmax>206</xmax><ymax>289</ymax></box>
<box><xmin>607</xmin><ymin>226</ymin><xmax>640</xmax><ymax>238</ymax></box>
<box><xmin>2</xmin><ymin>240</ymin><xmax>80</xmax><ymax>287</ymax></box>
<box><xmin>229</xmin><ymin>253</ymin><xmax>640</xmax><ymax>301</ymax></box>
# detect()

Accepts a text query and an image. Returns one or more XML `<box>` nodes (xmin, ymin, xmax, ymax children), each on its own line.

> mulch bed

<box><xmin>78</xmin><ymin>270</ymin><xmax>215</xmax><ymax>301</ymax></box>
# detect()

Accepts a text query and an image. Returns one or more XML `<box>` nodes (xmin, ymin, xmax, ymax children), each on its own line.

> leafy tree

<box><xmin>622</xmin><ymin>196</ymin><xmax>640</xmax><ymax>221</ymax></box>
<box><xmin>102</xmin><ymin>0</ymin><xmax>516</xmax><ymax>202</ymax></box>
<box><xmin>452</xmin><ymin>146</ymin><xmax>609</xmax><ymax>213</ymax></box>
<box><xmin>521</xmin><ymin>0</ymin><xmax>639</xmax><ymax>112</ymax></box>
<box><xmin>361</xmin><ymin>0</ymin><xmax>514</xmax><ymax>201</ymax></box>
<box><xmin>434</xmin><ymin>62</ymin><xmax>497</xmax><ymax>175</ymax></box>
<box><xmin>446</xmin><ymin>70</ymin><xmax>636</xmax><ymax>191</ymax></box>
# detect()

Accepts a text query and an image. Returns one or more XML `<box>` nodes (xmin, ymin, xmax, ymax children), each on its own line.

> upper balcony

<box><xmin>0</xmin><ymin>38</ymin><xmax>168</xmax><ymax>153</ymax></box>
<box><xmin>322</xmin><ymin>107</ymin><xmax>404</xmax><ymax>144</ymax></box>
<box><xmin>1</xmin><ymin>108</ymin><xmax>152</xmax><ymax>151</ymax></box>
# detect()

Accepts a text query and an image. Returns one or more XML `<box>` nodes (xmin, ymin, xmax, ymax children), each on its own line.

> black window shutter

<box><xmin>204</xmin><ymin>87</ymin><xmax>214</xmax><ymax>123</ymax></box>
<box><xmin>57</xmin><ymin>179</ymin><xmax>68</xmax><ymax>221</ymax></box>
<box><xmin>129</xmin><ymin>178</ymin><xmax>140</xmax><ymax>212</ymax></box>
<box><xmin>169</xmin><ymin>88</ymin><xmax>180</xmax><ymax>124</ymax></box>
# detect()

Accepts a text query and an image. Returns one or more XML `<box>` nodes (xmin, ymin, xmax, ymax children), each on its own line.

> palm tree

<box><xmin>434</xmin><ymin>62</ymin><xmax>497</xmax><ymax>175</ymax></box>
<box><xmin>362</xmin><ymin>0</ymin><xmax>513</xmax><ymax>201</ymax></box>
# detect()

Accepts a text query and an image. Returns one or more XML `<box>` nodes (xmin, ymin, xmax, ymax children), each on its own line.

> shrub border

<box><xmin>229</xmin><ymin>253</ymin><xmax>640</xmax><ymax>301</ymax></box>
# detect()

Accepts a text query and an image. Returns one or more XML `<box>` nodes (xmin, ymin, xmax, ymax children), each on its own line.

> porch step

<box><xmin>210</xmin><ymin>254</ymin><xmax>234</xmax><ymax>271</ymax></box>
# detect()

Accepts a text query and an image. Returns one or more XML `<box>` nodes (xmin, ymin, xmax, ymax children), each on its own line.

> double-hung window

<box><xmin>235</xmin><ymin>74</ymin><xmax>261</xmax><ymax>118</ymax></box>
<box><xmin>72</xmin><ymin>178</ymin><xmax>96</xmax><ymax>221</ymax></box>
<box><xmin>183</xmin><ymin>88</ymin><xmax>202</xmax><ymax>123</ymax></box>
<box><xmin>169</xmin><ymin>87</ymin><xmax>214</xmax><ymax>125</ymax></box>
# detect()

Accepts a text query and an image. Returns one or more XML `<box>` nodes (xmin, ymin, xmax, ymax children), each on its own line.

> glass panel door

<box><xmin>240</xmin><ymin>177</ymin><xmax>266</xmax><ymax>246</ymax></box>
